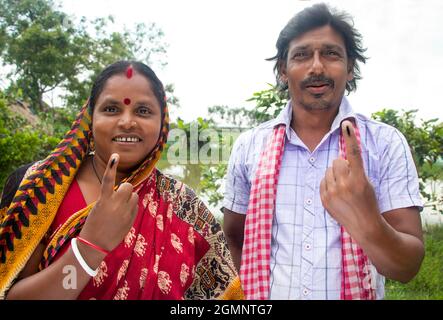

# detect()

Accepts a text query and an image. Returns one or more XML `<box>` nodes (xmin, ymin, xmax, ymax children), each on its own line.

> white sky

<box><xmin>61</xmin><ymin>0</ymin><xmax>443</xmax><ymax>123</ymax></box>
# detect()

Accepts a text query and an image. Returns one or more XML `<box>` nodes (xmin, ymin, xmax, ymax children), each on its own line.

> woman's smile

<box><xmin>112</xmin><ymin>135</ymin><xmax>143</xmax><ymax>144</ymax></box>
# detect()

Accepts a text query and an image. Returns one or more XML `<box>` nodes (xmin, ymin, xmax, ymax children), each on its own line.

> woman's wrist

<box><xmin>74</xmin><ymin>238</ymin><xmax>107</xmax><ymax>271</ymax></box>
<box><xmin>77</xmin><ymin>236</ymin><xmax>110</xmax><ymax>255</ymax></box>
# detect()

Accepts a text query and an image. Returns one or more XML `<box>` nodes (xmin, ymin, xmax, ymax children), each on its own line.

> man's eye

<box><xmin>326</xmin><ymin>50</ymin><xmax>339</xmax><ymax>56</ymax></box>
<box><xmin>294</xmin><ymin>52</ymin><xmax>307</xmax><ymax>58</ymax></box>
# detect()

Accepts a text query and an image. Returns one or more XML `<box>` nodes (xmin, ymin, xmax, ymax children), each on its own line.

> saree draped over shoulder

<box><xmin>0</xmin><ymin>102</ymin><xmax>243</xmax><ymax>300</ymax></box>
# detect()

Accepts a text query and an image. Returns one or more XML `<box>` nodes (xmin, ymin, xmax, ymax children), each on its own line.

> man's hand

<box><xmin>320</xmin><ymin>120</ymin><xmax>380</xmax><ymax>233</ymax></box>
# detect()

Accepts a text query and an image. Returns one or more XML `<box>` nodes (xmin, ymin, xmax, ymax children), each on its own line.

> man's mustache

<box><xmin>300</xmin><ymin>75</ymin><xmax>334</xmax><ymax>88</ymax></box>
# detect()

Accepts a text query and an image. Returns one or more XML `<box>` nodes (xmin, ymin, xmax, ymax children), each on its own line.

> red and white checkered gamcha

<box><xmin>240</xmin><ymin>120</ymin><xmax>375</xmax><ymax>300</ymax></box>
<box><xmin>240</xmin><ymin>125</ymin><xmax>286</xmax><ymax>300</ymax></box>
<box><xmin>339</xmin><ymin>121</ymin><xmax>376</xmax><ymax>300</ymax></box>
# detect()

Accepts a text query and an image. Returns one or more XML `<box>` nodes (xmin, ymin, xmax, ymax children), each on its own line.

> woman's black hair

<box><xmin>88</xmin><ymin>60</ymin><xmax>166</xmax><ymax>117</ymax></box>
<box><xmin>268</xmin><ymin>3</ymin><xmax>367</xmax><ymax>93</ymax></box>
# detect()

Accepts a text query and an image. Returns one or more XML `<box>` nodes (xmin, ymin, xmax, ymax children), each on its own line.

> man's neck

<box><xmin>290</xmin><ymin>103</ymin><xmax>340</xmax><ymax>152</ymax></box>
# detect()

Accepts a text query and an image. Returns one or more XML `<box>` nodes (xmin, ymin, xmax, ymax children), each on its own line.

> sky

<box><xmin>61</xmin><ymin>0</ymin><xmax>443</xmax><ymax>123</ymax></box>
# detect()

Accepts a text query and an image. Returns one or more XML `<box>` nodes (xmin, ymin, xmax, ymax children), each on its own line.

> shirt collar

<box><xmin>273</xmin><ymin>96</ymin><xmax>358</xmax><ymax>139</ymax></box>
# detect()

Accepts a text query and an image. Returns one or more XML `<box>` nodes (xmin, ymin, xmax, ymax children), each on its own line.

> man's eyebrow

<box><xmin>289</xmin><ymin>43</ymin><xmax>346</xmax><ymax>53</ymax></box>
<box><xmin>291</xmin><ymin>45</ymin><xmax>310</xmax><ymax>51</ymax></box>
<box><xmin>323</xmin><ymin>44</ymin><xmax>346</xmax><ymax>53</ymax></box>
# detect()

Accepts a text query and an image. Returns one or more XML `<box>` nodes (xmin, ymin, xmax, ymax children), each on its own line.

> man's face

<box><xmin>281</xmin><ymin>25</ymin><xmax>353</xmax><ymax>111</ymax></box>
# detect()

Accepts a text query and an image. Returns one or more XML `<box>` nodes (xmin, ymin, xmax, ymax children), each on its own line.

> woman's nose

<box><xmin>118</xmin><ymin>114</ymin><xmax>136</xmax><ymax>130</ymax></box>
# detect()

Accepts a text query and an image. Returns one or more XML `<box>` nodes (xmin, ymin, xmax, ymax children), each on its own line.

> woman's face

<box><xmin>92</xmin><ymin>72</ymin><xmax>162</xmax><ymax>171</ymax></box>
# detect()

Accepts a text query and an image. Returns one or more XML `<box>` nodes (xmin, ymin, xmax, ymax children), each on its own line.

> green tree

<box><xmin>0</xmin><ymin>0</ymin><xmax>176</xmax><ymax>112</ymax></box>
<box><xmin>63</xmin><ymin>17</ymin><xmax>172</xmax><ymax>109</ymax></box>
<box><xmin>0</xmin><ymin>0</ymin><xmax>91</xmax><ymax>111</ymax></box>
<box><xmin>159</xmin><ymin>117</ymin><xmax>216</xmax><ymax>195</ymax></box>
<box><xmin>372</xmin><ymin>109</ymin><xmax>443</xmax><ymax>214</ymax></box>
<box><xmin>0</xmin><ymin>92</ymin><xmax>59</xmax><ymax>193</ymax></box>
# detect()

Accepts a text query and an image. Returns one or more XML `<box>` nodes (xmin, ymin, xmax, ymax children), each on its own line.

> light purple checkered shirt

<box><xmin>222</xmin><ymin>97</ymin><xmax>423</xmax><ymax>300</ymax></box>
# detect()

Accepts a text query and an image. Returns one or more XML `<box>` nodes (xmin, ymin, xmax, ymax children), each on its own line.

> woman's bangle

<box><xmin>76</xmin><ymin>236</ymin><xmax>110</xmax><ymax>255</ymax></box>
<box><xmin>71</xmin><ymin>238</ymin><xmax>98</xmax><ymax>277</ymax></box>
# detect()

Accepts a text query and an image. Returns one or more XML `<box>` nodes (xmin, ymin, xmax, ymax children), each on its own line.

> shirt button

<box><xmin>302</xmin><ymin>288</ymin><xmax>310</xmax><ymax>296</ymax></box>
<box><xmin>305</xmin><ymin>243</ymin><xmax>312</xmax><ymax>251</ymax></box>
<box><xmin>309</xmin><ymin>157</ymin><xmax>315</xmax><ymax>163</ymax></box>
<box><xmin>305</xmin><ymin>198</ymin><xmax>313</xmax><ymax>205</ymax></box>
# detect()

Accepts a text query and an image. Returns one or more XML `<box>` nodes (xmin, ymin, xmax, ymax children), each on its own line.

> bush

<box><xmin>385</xmin><ymin>224</ymin><xmax>443</xmax><ymax>299</ymax></box>
<box><xmin>0</xmin><ymin>95</ymin><xmax>60</xmax><ymax>193</ymax></box>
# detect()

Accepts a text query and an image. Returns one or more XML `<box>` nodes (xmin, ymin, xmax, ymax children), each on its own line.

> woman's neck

<box><xmin>90</xmin><ymin>154</ymin><xmax>127</xmax><ymax>186</ymax></box>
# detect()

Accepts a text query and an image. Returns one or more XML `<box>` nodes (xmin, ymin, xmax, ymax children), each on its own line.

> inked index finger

<box><xmin>100</xmin><ymin>153</ymin><xmax>119</xmax><ymax>198</ymax></box>
<box><xmin>341</xmin><ymin>120</ymin><xmax>364</xmax><ymax>174</ymax></box>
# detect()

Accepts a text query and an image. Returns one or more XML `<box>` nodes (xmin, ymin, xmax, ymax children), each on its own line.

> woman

<box><xmin>0</xmin><ymin>61</ymin><xmax>243</xmax><ymax>300</ymax></box>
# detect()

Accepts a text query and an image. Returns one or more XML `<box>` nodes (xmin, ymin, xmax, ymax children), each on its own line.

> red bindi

<box><xmin>123</xmin><ymin>98</ymin><xmax>131</xmax><ymax>105</ymax></box>
<box><xmin>126</xmin><ymin>66</ymin><xmax>133</xmax><ymax>79</ymax></box>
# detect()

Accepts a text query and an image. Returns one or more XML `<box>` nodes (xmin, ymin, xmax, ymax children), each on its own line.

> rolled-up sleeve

<box><xmin>222</xmin><ymin>132</ymin><xmax>251</xmax><ymax>214</ymax></box>
<box><xmin>378</xmin><ymin>128</ymin><xmax>423</xmax><ymax>214</ymax></box>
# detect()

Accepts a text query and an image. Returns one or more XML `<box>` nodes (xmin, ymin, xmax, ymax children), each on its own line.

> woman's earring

<box><xmin>88</xmin><ymin>135</ymin><xmax>95</xmax><ymax>156</ymax></box>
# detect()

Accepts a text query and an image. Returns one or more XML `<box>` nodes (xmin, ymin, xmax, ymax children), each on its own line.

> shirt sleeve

<box><xmin>378</xmin><ymin>128</ymin><xmax>423</xmax><ymax>214</ymax></box>
<box><xmin>221</xmin><ymin>131</ymin><xmax>251</xmax><ymax>215</ymax></box>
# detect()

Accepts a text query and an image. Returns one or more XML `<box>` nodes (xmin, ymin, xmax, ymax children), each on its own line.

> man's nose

<box><xmin>309</xmin><ymin>51</ymin><xmax>325</xmax><ymax>75</ymax></box>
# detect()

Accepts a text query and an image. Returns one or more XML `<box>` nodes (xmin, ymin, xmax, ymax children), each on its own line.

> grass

<box><xmin>385</xmin><ymin>224</ymin><xmax>443</xmax><ymax>300</ymax></box>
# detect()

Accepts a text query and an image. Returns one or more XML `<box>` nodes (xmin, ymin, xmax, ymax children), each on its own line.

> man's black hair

<box><xmin>268</xmin><ymin>3</ymin><xmax>367</xmax><ymax>93</ymax></box>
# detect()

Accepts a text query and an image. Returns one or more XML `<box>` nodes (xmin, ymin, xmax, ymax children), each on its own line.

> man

<box><xmin>222</xmin><ymin>3</ymin><xmax>424</xmax><ymax>300</ymax></box>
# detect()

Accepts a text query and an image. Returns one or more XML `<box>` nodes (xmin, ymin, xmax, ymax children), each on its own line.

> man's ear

<box><xmin>279</xmin><ymin>60</ymin><xmax>288</xmax><ymax>84</ymax></box>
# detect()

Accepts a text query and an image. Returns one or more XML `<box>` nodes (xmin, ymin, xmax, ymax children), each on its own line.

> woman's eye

<box><xmin>104</xmin><ymin>106</ymin><xmax>118</xmax><ymax>113</ymax></box>
<box><xmin>137</xmin><ymin>107</ymin><xmax>151</xmax><ymax>115</ymax></box>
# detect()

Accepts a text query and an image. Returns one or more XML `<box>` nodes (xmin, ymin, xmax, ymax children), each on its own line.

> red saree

<box><xmin>41</xmin><ymin>169</ymin><xmax>239</xmax><ymax>300</ymax></box>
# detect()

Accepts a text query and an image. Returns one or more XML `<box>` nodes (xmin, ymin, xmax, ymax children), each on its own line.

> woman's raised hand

<box><xmin>79</xmin><ymin>153</ymin><xmax>139</xmax><ymax>252</ymax></box>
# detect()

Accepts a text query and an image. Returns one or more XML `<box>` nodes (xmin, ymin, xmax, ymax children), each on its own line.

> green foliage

<box><xmin>200</xmin><ymin>164</ymin><xmax>227</xmax><ymax>206</ymax></box>
<box><xmin>246</xmin><ymin>84</ymin><xmax>289</xmax><ymax>124</ymax></box>
<box><xmin>200</xmin><ymin>84</ymin><xmax>288</xmax><ymax>205</ymax></box>
<box><xmin>36</xmin><ymin>106</ymin><xmax>77</xmax><ymax>137</ymax></box>
<box><xmin>372</xmin><ymin>109</ymin><xmax>443</xmax><ymax>214</ymax></box>
<box><xmin>0</xmin><ymin>0</ymin><xmax>176</xmax><ymax>112</ymax></box>
<box><xmin>0</xmin><ymin>94</ymin><xmax>59</xmax><ymax>192</ymax></box>
<box><xmin>386</xmin><ymin>224</ymin><xmax>443</xmax><ymax>299</ymax></box>
<box><xmin>64</xmin><ymin>17</ymin><xmax>171</xmax><ymax>109</ymax></box>
<box><xmin>160</xmin><ymin>117</ymin><xmax>217</xmax><ymax>195</ymax></box>
<box><xmin>159</xmin><ymin>117</ymin><xmax>242</xmax><ymax>203</ymax></box>
<box><xmin>0</xmin><ymin>0</ymin><xmax>91</xmax><ymax>111</ymax></box>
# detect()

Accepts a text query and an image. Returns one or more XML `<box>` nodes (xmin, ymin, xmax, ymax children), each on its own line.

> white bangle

<box><xmin>71</xmin><ymin>238</ymin><xmax>98</xmax><ymax>277</ymax></box>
